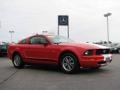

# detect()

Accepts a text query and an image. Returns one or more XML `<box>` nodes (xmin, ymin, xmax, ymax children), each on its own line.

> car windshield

<box><xmin>115</xmin><ymin>44</ymin><xmax>120</xmax><ymax>47</ymax></box>
<box><xmin>110</xmin><ymin>43</ymin><xmax>120</xmax><ymax>48</ymax></box>
<box><xmin>48</xmin><ymin>35</ymin><xmax>74</xmax><ymax>44</ymax></box>
<box><xmin>0</xmin><ymin>45</ymin><xmax>7</xmax><ymax>49</ymax></box>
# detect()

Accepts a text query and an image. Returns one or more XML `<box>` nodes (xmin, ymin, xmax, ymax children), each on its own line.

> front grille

<box><xmin>96</xmin><ymin>49</ymin><xmax>110</xmax><ymax>55</ymax></box>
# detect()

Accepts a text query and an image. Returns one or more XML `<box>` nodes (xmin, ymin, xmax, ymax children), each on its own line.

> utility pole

<box><xmin>9</xmin><ymin>30</ymin><xmax>14</xmax><ymax>43</ymax></box>
<box><xmin>104</xmin><ymin>13</ymin><xmax>112</xmax><ymax>46</ymax></box>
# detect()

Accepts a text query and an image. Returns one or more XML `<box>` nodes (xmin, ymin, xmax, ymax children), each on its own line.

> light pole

<box><xmin>42</xmin><ymin>30</ymin><xmax>48</xmax><ymax>34</ymax></box>
<box><xmin>9</xmin><ymin>30</ymin><xmax>14</xmax><ymax>43</ymax></box>
<box><xmin>104</xmin><ymin>13</ymin><xmax>112</xmax><ymax>46</ymax></box>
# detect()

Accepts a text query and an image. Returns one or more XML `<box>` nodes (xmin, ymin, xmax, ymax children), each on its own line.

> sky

<box><xmin>0</xmin><ymin>0</ymin><xmax>120</xmax><ymax>43</ymax></box>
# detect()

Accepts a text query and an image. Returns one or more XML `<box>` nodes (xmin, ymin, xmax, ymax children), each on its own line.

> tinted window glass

<box><xmin>30</xmin><ymin>36</ymin><xmax>48</xmax><ymax>44</ymax></box>
<box><xmin>0</xmin><ymin>45</ymin><xmax>7</xmax><ymax>49</ymax></box>
<box><xmin>19</xmin><ymin>39</ymin><xmax>26</xmax><ymax>44</ymax></box>
<box><xmin>48</xmin><ymin>35</ymin><xmax>74</xmax><ymax>44</ymax></box>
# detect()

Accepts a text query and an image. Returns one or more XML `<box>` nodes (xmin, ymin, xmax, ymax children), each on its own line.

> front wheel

<box><xmin>12</xmin><ymin>54</ymin><xmax>24</xmax><ymax>69</ymax></box>
<box><xmin>60</xmin><ymin>53</ymin><xmax>80</xmax><ymax>74</ymax></box>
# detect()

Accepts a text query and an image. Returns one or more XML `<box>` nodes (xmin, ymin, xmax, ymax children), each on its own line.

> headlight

<box><xmin>84</xmin><ymin>50</ymin><xmax>93</xmax><ymax>56</ymax></box>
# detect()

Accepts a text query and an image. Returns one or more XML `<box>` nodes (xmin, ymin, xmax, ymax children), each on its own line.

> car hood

<box><xmin>59</xmin><ymin>42</ymin><xmax>109</xmax><ymax>49</ymax></box>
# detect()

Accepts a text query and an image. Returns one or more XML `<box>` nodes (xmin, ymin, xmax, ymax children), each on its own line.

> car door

<box><xmin>26</xmin><ymin>35</ymin><xmax>51</xmax><ymax>60</ymax></box>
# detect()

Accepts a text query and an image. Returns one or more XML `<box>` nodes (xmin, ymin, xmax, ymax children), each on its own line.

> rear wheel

<box><xmin>12</xmin><ymin>53</ymin><xmax>24</xmax><ymax>69</ymax></box>
<box><xmin>60</xmin><ymin>53</ymin><xmax>80</xmax><ymax>74</ymax></box>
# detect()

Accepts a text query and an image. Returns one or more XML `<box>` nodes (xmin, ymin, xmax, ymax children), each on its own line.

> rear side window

<box><xmin>30</xmin><ymin>36</ymin><xmax>48</xmax><ymax>44</ymax></box>
<box><xmin>18</xmin><ymin>39</ymin><xmax>26</xmax><ymax>44</ymax></box>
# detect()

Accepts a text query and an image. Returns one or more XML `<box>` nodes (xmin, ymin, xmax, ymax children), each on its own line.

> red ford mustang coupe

<box><xmin>8</xmin><ymin>34</ymin><xmax>112</xmax><ymax>73</ymax></box>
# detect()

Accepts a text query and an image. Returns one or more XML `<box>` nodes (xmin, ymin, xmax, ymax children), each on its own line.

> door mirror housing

<box><xmin>43</xmin><ymin>41</ymin><xmax>49</xmax><ymax>45</ymax></box>
<box><xmin>42</xmin><ymin>40</ymin><xmax>50</xmax><ymax>45</ymax></box>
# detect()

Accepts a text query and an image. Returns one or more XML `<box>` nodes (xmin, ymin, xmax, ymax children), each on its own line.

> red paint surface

<box><xmin>7</xmin><ymin>34</ymin><xmax>111</xmax><ymax>68</ymax></box>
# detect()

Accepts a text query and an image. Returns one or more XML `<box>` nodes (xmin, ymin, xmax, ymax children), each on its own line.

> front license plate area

<box><xmin>106</xmin><ymin>57</ymin><xmax>111</xmax><ymax>62</ymax></box>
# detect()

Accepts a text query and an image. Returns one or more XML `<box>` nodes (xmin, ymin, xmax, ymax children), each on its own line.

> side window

<box><xmin>18</xmin><ymin>39</ymin><xmax>26</xmax><ymax>44</ymax></box>
<box><xmin>30</xmin><ymin>36</ymin><xmax>48</xmax><ymax>44</ymax></box>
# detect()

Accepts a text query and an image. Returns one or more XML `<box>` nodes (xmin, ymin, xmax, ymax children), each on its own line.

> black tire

<box><xmin>12</xmin><ymin>53</ymin><xmax>24</xmax><ymax>69</ymax></box>
<box><xmin>60</xmin><ymin>53</ymin><xmax>80</xmax><ymax>74</ymax></box>
<box><xmin>90</xmin><ymin>67</ymin><xmax>100</xmax><ymax>70</ymax></box>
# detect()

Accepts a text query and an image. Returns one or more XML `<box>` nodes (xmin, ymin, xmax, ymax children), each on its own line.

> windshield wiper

<box><xmin>54</xmin><ymin>42</ymin><xmax>62</xmax><ymax>44</ymax></box>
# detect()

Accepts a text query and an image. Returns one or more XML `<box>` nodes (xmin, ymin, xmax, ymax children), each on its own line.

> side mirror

<box><xmin>42</xmin><ymin>40</ymin><xmax>50</xmax><ymax>46</ymax></box>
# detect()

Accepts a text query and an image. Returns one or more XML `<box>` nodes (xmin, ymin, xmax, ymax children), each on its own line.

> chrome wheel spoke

<box><xmin>14</xmin><ymin>55</ymin><xmax>20</xmax><ymax>66</ymax></box>
<box><xmin>67</xmin><ymin>64</ymin><xmax>72</xmax><ymax>70</ymax></box>
<box><xmin>64</xmin><ymin>62</ymin><xmax>68</xmax><ymax>67</ymax></box>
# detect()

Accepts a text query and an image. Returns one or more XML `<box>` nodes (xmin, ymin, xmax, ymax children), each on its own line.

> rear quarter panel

<box><xmin>7</xmin><ymin>44</ymin><xmax>28</xmax><ymax>60</ymax></box>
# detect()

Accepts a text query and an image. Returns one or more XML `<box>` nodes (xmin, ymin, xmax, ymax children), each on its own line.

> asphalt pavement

<box><xmin>0</xmin><ymin>55</ymin><xmax>120</xmax><ymax>90</ymax></box>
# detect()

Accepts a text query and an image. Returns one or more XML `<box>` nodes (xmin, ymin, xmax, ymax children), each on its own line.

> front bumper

<box><xmin>80</xmin><ymin>54</ymin><xmax>112</xmax><ymax>68</ymax></box>
<box><xmin>98</xmin><ymin>60</ymin><xmax>112</xmax><ymax>66</ymax></box>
